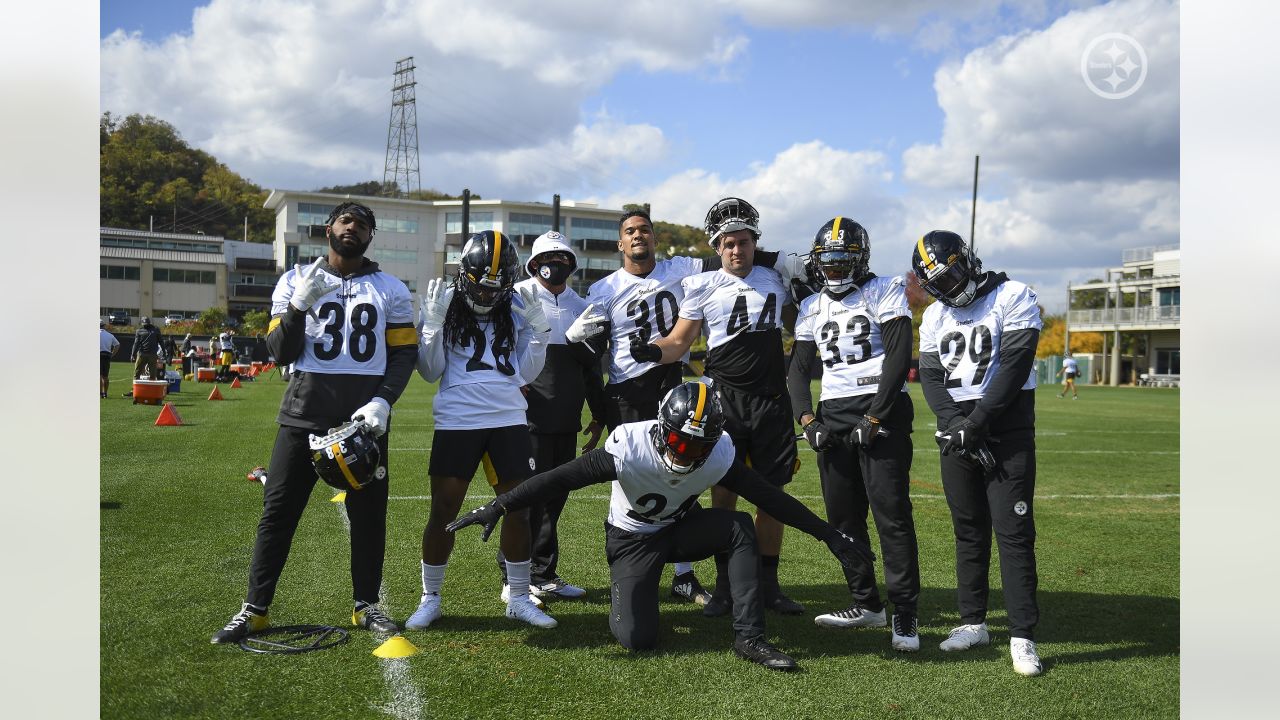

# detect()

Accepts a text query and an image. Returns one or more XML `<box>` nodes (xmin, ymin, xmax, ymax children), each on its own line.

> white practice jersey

<box><xmin>271</xmin><ymin>265</ymin><xmax>413</xmax><ymax>376</ymax></box>
<box><xmin>919</xmin><ymin>280</ymin><xmax>1043</xmax><ymax>402</ymax></box>
<box><xmin>515</xmin><ymin>277</ymin><xmax>590</xmax><ymax>347</ymax></box>
<box><xmin>1063</xmin><ymin>357</ymin><xmax>1079</xmax><ymax>374</ymax></box>
<box><xmin>586</xmin><ymin>256</ymin><xmax>705</xmax><ymax>384</ymax></box>
<box><xmin>794</xmin><ymin>275</ymin><xmax>911</xmax><ymax>401</ymax></box>
<box><xmin>100</xmin><ymin>328</ymin><xmax>120</xmax><ymax>354</ymax></box>
<box><xmin>679</xmin><ymin>266</ymin><xmax>787</xmax><ymax>349</ymax></box>
<box><xmin>603</xmin><ymin>420</ymin><xmax>736</xmax><ymax>534</ymax></box>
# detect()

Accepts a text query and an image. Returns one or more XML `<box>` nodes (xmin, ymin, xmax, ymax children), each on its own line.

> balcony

<box><xmin>233</xmin><ymin>284</ymin><xmax>274</xmax><ymax>299</ymax></box>
<box><xmin>235</xmin><ymin>257</ymin><xmax>276</xmax><ymax>271</ymax></box>
<box><xmin>1068</xmin><ymin>304</ymin><xmax>1180</xmax><ymax>330</ymax></box>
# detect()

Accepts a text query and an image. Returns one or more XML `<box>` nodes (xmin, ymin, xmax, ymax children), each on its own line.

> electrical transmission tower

<box><xmin>382</xmin><ymin>57</ymin><xmax>421</xmax><ymax>198</ymax></box>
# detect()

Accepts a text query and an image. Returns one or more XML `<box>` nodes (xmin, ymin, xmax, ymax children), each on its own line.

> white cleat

<box><xmin>939</xmin><ymin>622</ymin><xmax>990</xmax><ymax>652</ymax></box>
<box><xmin>501</xmin><ymin>584</ymin><xmax>546</xmax><ymax>609</ymax></box>
<box><xmin>506</xmin><ymin>597</ymin><xmax>558</xmax><ymax>629</ymax></box>
<box><xmin>890</xmin><ymin>613</ymin><xmax>920</xmax><ymax>652</ymax></box>
<box><xmin>405</xmin><ymin>593</ymin><xmax>442</xmax><ymax>629</ymax></box>
<box><xmin>814</xmin><ymin>603</ymin><xmax>887</xmax><ymax>629</ymax></box>
<box><xmin>1010</xmin><ymin>637</ymin><xmax>1044</xmax><ymax>676</ymax></box>
<box><xmin>532</xmin><ymin>578</ymin><xmax>587</xmax><ymax>599</ymax></box>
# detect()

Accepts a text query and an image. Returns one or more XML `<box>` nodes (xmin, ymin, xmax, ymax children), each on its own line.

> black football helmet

<box><xmin>808</xmin><ymin>217</ymin><xmax>870</xmax><ymax>293</ymax></box>
<box><xmin>652</xmin><ymin>381</ymin><xmax>726</xmax><ymax>476</ymax></box>
<box><xmin>309</xmin><ymin>421</ymin><xmax>384</xmax><ymax>491</ymax></box>
<box><xmin>457</xmin><ymin>230</ymin><xmax>520</xmax><ymax>314</ymax></box>
<box><xmin>703</xmin><ymin>197</ymin><xmax>761</xmax><ymax>248</ymax></box>
<box><xmin>912</xmin><ymin>230</ymin><xmax>983</xmax><ymax>307</ymax></box>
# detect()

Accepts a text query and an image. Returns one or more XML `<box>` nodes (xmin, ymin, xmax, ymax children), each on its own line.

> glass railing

<box><xmin>1068</xmin><ymin>305</ymin><xmax>1180</xmax><ymax>325</ymax></box>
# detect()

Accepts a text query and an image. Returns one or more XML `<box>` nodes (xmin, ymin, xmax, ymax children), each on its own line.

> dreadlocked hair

<box><xmin>441</xmin><ymin>278</ymin><xmax>517</xmax><ymax>351</ymax></box>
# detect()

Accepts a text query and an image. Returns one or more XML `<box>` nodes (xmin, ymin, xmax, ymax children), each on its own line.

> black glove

<box><xmin>825</xmin><ymin>530</ymin><xmax>876</xmax><ymax>571</ymax></box>
<box><xmin>445</xmin><ymin>500</ymin><xmax>506</xmax><ymax>541</ymax></box>
<box><xmin>938</xmin><ymin>416</ymin><xmax>985</xmax><ymax>456</ymax></box>
<box><xmin>802</xmin><ymin>418</ymin><xmax>836</xmax><ymax>451</ymax></box>
<box><xmin>850</xmin><ymin>415</ymin><xmax>887</xmax><ymax>449</ymax></box>
<box><xmin>629</xmin><ymin>340</ymin><xmax>662</xmax><ymax>364</ymax></box>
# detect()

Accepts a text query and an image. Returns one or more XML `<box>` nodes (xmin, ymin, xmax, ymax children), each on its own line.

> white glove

<box><xmin>289</xmin><ymin>257</ymin><xmax>341</xmax><ymax>312</ymax></box>
<box><xmin>515</xmin><ymin>285</ymin><xmax>551</xmax><ymax>334</ymax></box>
<box><xmin>351</xmin><ymin>397</ymin><xmax>391</xmax><ymax>437</ymax></box>
<box><xmin>419</xmin><ymin>278</ymin><xmax>453</xmax><ymax>330</ymax></box>
<box><xmin>565</xmin><ymin>303</ymin><xmax>607</xmax><ymax>343</ymax></box>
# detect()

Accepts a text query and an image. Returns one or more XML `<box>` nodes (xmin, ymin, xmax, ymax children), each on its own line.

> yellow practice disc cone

<box><xmin>373</xmin><ymin>635</ymin><xmax>419</xmax><ymax>658</ymax></box>
<box><xmin>330</xmin><ymin>492</ymin><xmax>347</xmax><ymax>503</ymax></box>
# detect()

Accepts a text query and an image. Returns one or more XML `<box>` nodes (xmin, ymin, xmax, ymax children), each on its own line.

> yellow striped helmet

<box><xmin>653</xmin><ymin>381</ymin><xmax>725</xmax><ymax>475</ymax></box>
<box><xmin>912</xmin><ymin>230</ymin><xmax>981</xmax><ymax>307</ymax></box>
<box><xmin>458</xmin><ymin>230</ymin><xmax>520</xmax><ymax>313</ymax></box>
<box><xmin>309</xmin><ymin>421</ymin><xmax>384</xmax><ymax>491</ymax></box>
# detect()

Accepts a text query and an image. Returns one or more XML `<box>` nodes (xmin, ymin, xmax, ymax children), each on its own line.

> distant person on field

<box><xmin>182</xmin><ymin>333</ymin><xmax>196</xmax><ymax>376</ymax></box>
<box><xmin>131</xmin><ymin>317</ymin><xmax>162</xmax><ymax>380</ymax></box>
<box><xmin>1057</xmin><ymin>353</ymin><xmax>1080</xmax><ymax>399</ymax></box>
<box><xmin>219</xmin><ymin>331</ymin><xmax>234</xmax><ymax>375</ymax></box>
<box><xmin>100</xmin><ymin>320</ymin><xmax>120</xmax><ymax>398</ymax></box>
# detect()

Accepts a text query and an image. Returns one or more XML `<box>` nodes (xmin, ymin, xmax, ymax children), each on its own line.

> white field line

<box><xmin>387</xmin><ymin>493</ymin><xmax>1178</xmax><ymax>502</ymax></box>
<box><xmin>333</xmin><ymin>503</ymin><xmax>426</xmax><ymax>720</ymax></box>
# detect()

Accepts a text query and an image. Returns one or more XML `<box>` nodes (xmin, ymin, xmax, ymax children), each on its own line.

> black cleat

<box><xmin>702</xmin><ymin>593</ymin><xmax>732</xmax><ymax>617</ymax></box>
<box><xmin>734</xmin><ymin>635</ymin><xmax>799</xmax><ymax>671</ymax></box>
<box><xmin>764</xmin><ymin>590</ymin><xmax>805</xmax><ymax>615</ymax></box>
<box><xmin>353</xmin><ymin>604</ymin><xmax>399</xmax><ymax>633</ymax></box>
<box><xmin>671</xmin><ymin>571</ymin><xmax>714</xmax><ymax>606</ymax></box>
<box><xmin>211</xmin><ymin>603</ymin><xmax>269</xmax><ymax>644</ymax></box>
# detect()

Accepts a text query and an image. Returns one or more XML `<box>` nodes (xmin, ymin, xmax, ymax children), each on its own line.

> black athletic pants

<box><xmin>815</xmin><ymin>397</ymin><xmax>920</xmax><ymax>614</ymax></box>
<box><xmin>246</xmin><ymin>424</ymin><xmax>390</xmax><ymax>609</ymax></box>
<box><xmin>604</xmin><ymin>507</ymin><xmax>763</xmax><ymax>650</ymax></box>
<box><xmin>498</xmin><ymin>432</ymin><xmax>577</xmax><ymax>586</ymax></box>
<box><xmin>940</xmin><ymin>430</ymin><xmax>1038</xmax><ymax>639</ymax></box>
<box><xmin>604</xmin><ymin>364</ymin><xmax>683</xmax><ymax>431</ymax></box>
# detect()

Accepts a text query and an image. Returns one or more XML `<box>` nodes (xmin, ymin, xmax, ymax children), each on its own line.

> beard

<box><xmin>628</xmin><ymin>244</ymin><xmax>652</xmax><ymax>262</ymax></box>
<box><xmin>329</xmin><ymin>232</ymin><xmax>370</xmax><ymax>258</ymax></box>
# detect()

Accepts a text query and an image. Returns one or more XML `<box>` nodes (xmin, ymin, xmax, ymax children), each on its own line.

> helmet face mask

<box><xmin>309</xmin><ymin>421</ymin><xmax>384</xmax><ymax>491</ymax></box>
<box><xmin>458</xmin><ymin>230</ymin><xmax>519</xmax><ymax>314</ymax></box>
<box><xmin>809</xmin><ymin>217</ymin><xmax>870</xmax><ymax>293</ymax></box>
<box><xmin>703</xmin><ymin>197</ymin><xmax>761</xmax><ymax>249</ymax></box>
<box><xmin>653</xmin><ymin>382</ymin><xmax>725</xmax><ymax>477</ymax></box>
<box><xmin>913</xmin><ymin>230</ymin><xmax>981</xmax><ymax>307</ymax></box>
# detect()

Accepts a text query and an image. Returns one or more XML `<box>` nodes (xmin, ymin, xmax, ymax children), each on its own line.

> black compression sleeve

<box><xmin>375</xmin><ymin>337</ymin><xmax>418</xmax><ymax>405</ymax></box>
<box><xmin>266</xmin><ymin>308</ymin><xmax>308</xmax><ymax>365</ymax></box>
<box><xmin>496</xmin><ymin>449</ymin><xmax>618</xmax><ymax>512</ymax></box>
<box><xmin>718</xmin><ymin>462</ymin><xmax>834</xmax><ymax>540</ymax></box>
<box><xmin>968</xmin><ymin>328</ymin><xmax>1039</xmax><ymax>428</ymax></box>
<box><xmin>753</xmin><ymin>249</ymin><xmax>780</xmax><ymax>268</ymax></box>
<box><xmin>867</xmin><ymin>316</ymin><xmax>912</xmax><ymax>419</ymax></box>
<box><xmin>919</xmin><ymin>351</ymin><xmax>965</xmax><ymax>428</ymax></box>
<box><xmin>700</xmin><ymin>255</ymin><xmax>723</xmax><ymax>271</ymax></box>
<box><xmin>786</xmin><ymin>339</ymin><xmax>819</xmax><ymax>423</ymax></box>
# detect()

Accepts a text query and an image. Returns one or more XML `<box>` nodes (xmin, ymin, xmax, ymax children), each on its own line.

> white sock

<box><xmin>674</xmin><ymin>561</ymin><xmax>693</xmax><ymax>575</ymax></box>
<box><xmin>422</xmin><ymin>561</ymin><xmax>446</xmax><ymax>596</ymax></box>
<box><xmin>506</xmin><ymin>559</ymin><xmax>532</xmax><ymax>603</ymax></box>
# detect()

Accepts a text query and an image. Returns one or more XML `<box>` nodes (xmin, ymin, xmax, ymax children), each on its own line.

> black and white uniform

<box><xmin>417</xmin><ymin>293</ymin><xmax>547</xmax><ymax>484</ymax></box>
<box><xmin>918</xmin><ymin>272</ymin><xmax>1042</xmax><ymax>640</ymax></box>
<box><xmin>509</xmin><ymin>277</ymin><xmax>607</xmax><ymax>584</ymax></box>
<box><xmin>787</xmin><ymin>274</ymin><xmax>919</xmax><ymax>614</ymax></box>
<box><xmin>100</xmin><ymin>328</ymin><xmax>120</xmax><ymax>377</ymax></box>
<box><xmin>680</xmin><ymin>266</ymin><xmax>796</xmax><ymax>486</ymax></box>
<box><xmin>247</xmin><ymin>258</ymin><xmax>417</xmax><ymax>609</ymax></box>
<box><xmin>1062</xmin><ymin>357</ymin><xmax>1079</xmax><ymax>379</ymax></box>
<box><xmin>488</xmin><ymin>421</ymin><xmax>846</xmax><ymax>650</ymax></box>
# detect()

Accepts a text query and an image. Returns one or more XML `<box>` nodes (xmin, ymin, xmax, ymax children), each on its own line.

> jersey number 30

<box><xmin>314</xmin><ymin>302</ymin><xmax>379</xmax><ymax>362</ymax></box>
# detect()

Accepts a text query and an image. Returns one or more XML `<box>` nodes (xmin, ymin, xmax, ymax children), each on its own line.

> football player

<box><xmin>579</xmin><ymin>207</ymin><xmax>790</xmax><ymax>606</ymax></box>
<box><xmin>100</xmin><ymin>320</ymin><xmax>120</xmax><ymax>398</ymax></box>
<box><xmin>786</xmin><ymin>217</ymin><xmax>922</xmax><ymax>650</ymax></box>
<box><xmin>630</xmin><ymin>197</ymin><xmax>806</xmax><ymax>616</ymax></box>
<box><xmin>913</xmin><ymin>230</ymin><xmax>1045</xmax><ymax>676</ymax></box>
<box><xmin>494</xmin><ymin>230</ymin><xmax>609</xmax><ymax>601</ymax></box>
<box><xmin>1057</xmin><ymin>352</ymin><xmax>1080</xmax><ymax>399</ymax></box>
<box><xmin>406</xmin><ymin>230</ymin><xmax>558</xmax><ymax>630</ymax></box>
<box><xmin>447</xmin><ymin>381</ymin><xmax>876</xmax><ymax>671</ymax></box>
<box><xmin>212</xmin><ymin>202</ymin><xmax>417</xmax><ymax>644</ymax></box>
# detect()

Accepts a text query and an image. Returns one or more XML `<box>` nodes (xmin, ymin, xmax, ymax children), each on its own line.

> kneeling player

<box><xmin>448</xmin><ymin>381</ymin><xmax>875</xmax><ymax>671</ymax></box>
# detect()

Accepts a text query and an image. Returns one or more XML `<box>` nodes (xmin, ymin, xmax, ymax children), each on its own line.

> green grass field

<box><xmin>100</xmin><ymin>365</ymin><xmax>1179</xmax><ymax>719</ymax></box>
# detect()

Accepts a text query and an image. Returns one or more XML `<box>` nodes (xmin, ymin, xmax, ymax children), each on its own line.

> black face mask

<box><xmin>329</xmin><ymin>231</ymin><xmax>371</xmax><ymax>259</ymax></box>
<box><xmin>537</xmin><ymin>261</ymin><xmax>573</xmax><ymax>286</ymax></box>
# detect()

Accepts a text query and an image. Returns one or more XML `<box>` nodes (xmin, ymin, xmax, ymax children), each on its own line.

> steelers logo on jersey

<box><xmin>1013</xmin><ymin>500</ymin><xmax>1028</xmax><ymax>516</ymax></box>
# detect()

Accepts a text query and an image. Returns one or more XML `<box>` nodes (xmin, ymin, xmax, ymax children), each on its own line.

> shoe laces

<box><xmin>1012</xmin><ymin>640</ymin><xmax>1039</xmax><ymax>662</ymax></box>
<box><xmin>893</xmin><ymin>613</ymin><xmax>918</xmax><ymax>637</ymax></box>
<box><xmin>224</xmin><ymin>605</ymin><xmax>260</xmax><ymax>631</ymax></box>
<box><xmin>360</xmin><ymin>605</ymin><xmax>392</xmax><ymax>624</ymax></box>
<box><xmin>947</xmin><ymin>624</ymin><xmax>979</xmax><ymax>640</ymax></box>
<box><xmin>831</xmin><ymin>603</ymin><xmax>869</xmax><ymax>619</ymax></box>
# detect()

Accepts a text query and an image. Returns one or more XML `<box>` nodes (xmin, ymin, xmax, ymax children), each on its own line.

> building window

<box><xmin>568</xmin><ymin>216</ymin><xmax>619</xmax><ymax>242</ymax></box>
<box><xmin>509</xmin><ymin>212</ymin><xmax>553</xmax><ymax>237</ymax></box>
<box><xmin>154</xmin><ymin>267</ymin><xmax>217</xmax><ymax>284</ymax></box>
<box><xmin>1156</xmin><ymin>348</ymin><xmax>1180</xmax><ymax>375</ymax></box>
<box><xmin>445</xmin><ymin>212</ymin><xmax>494</xmax><ymax>234</ymax></box>
<box><xmin>1158</xmin><ymin>287</ymin><xmax>1180</xmax><ymax>306</ymax></box>
<box><xmin>285</xmin><ymin>245</ymin><xmax>299</xmax><ymax>268</ymax></box>
<box><xmin>101</xmin><ymin>264</ymin><xmax>140</xmax><ymax>280</ymax></box>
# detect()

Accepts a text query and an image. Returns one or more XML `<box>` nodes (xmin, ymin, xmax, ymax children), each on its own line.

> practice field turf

<box><xmin>100</xmin><ymin>365</ymin><xmax>1179</xmax><ymax>719</ymax></box>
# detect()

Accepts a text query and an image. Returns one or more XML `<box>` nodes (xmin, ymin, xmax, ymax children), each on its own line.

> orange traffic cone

<box><xmin>208</xmin><ymin>386</ymin><xmax>224</xmax><ymax>401</ymax></box>
<box><xmin>154</xmin><ymin>402</ymin><xmax>184</xmax><ymax>426</ymax></box>
<box><xmin>230</xmin><ymin>376</ymin><xmax>243</xmax><ymax>389</ymax></box>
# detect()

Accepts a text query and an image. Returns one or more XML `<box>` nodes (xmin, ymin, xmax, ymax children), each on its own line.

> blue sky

<box><xmin>100</xmin><ymin>0</ymin><xmax>1180</xmax><ymax>311</ymax></box>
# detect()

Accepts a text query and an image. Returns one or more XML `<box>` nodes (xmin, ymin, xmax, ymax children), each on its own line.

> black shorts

<box><xmin>715</xmin><ymin>385</ymin><xmax>797</xmax><ymax>487</ymax></box>
<box><xmin>429</xmin><ymin>425</ymin><xmax>534</xmax><ymax>486</ymax></box>
<box><xmin>100</xmin><ymin>351</ymin><xmax>111</xmax><ymax>377</ymax></box>
<box><xmin>1065</xmin><ymin>371</ymin><xmax>1077</xmax><ymax>379</ymax></box>
<box><xmin>605</xmin><ymin>364</ymin><xmax>683</xmax><ymax>430</ymax></box>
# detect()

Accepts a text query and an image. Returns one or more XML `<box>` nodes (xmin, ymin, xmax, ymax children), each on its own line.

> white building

<box><xmin>1066</xmin><ymin>245</ymin><xmax>1180</xmax><ymax>386</ymax></box>
<box><xmin>99</xmin><ymin>228</ymin><xmax>228</xmax><ymax>324</ymax></box>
